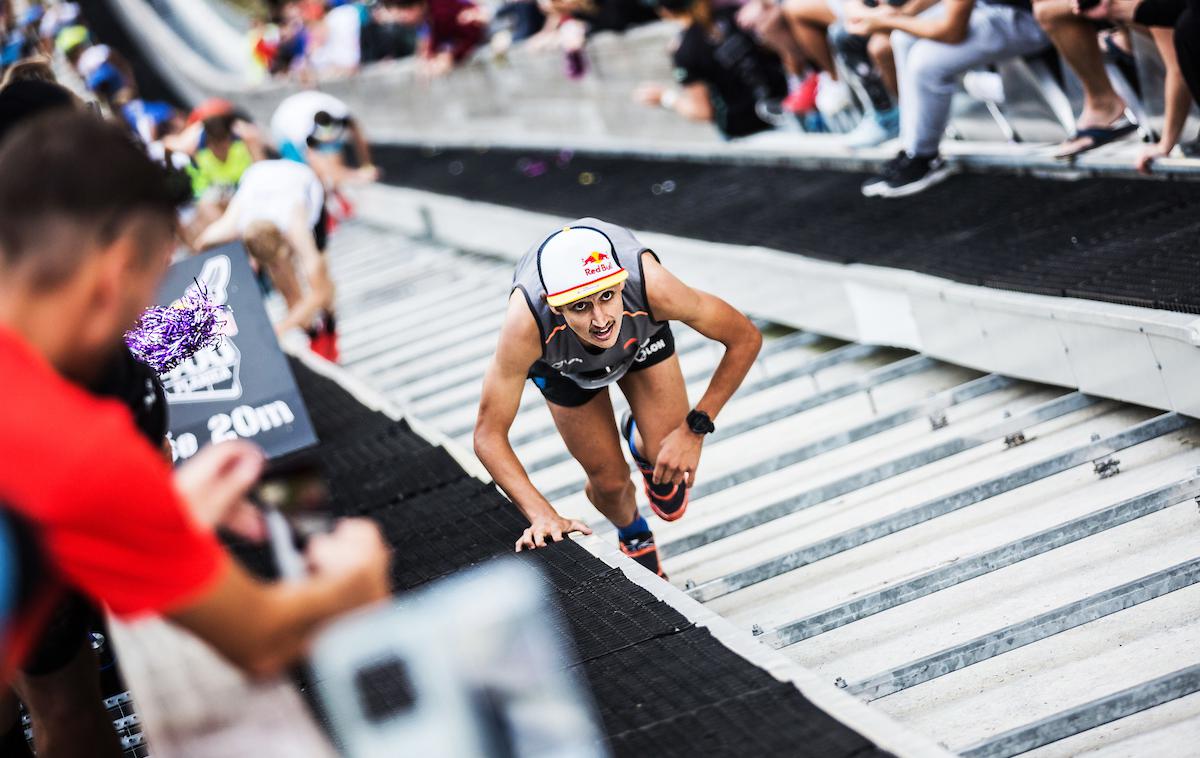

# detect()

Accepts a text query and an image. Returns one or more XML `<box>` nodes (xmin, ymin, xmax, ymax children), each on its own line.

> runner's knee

<box><xmin>586</xmin><ymin>474</ymin><xmax>634</xmax><ymax>506</ymax></box>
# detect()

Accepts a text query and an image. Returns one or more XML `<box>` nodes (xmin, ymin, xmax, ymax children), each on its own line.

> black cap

<box><xmin>0</xmin><ymin>81</ymin><xmax>76</xmax><ymax>145</ymax></box>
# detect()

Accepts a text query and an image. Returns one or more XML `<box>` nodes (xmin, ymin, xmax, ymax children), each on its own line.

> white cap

<box><xmin>538</xmin><ymin>226</ymin><xmax>628</xmax><ymax>307</ymax></box>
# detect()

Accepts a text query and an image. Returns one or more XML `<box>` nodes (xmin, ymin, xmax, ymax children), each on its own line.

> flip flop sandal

<box><xmin>1054</xmin><ymin>117</ymin><xmax>1137</xmax><ymax>160</ymax></box>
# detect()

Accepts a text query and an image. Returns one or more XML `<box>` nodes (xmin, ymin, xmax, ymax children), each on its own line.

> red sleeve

<box><xmin>42</xmin><ymin>409</ymin><xmax>225</xmax><ymax>618</ymax></box>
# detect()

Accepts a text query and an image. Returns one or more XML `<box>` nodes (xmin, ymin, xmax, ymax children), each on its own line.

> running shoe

<box><xmin>783</xmin><ymin>72</ymin><xmax>819</xmax><ymax>114</ymax></box>
<box><xmin>620</xmin><ymin>411</ymin><xmax>689</xmax><ymax>522</ymax></box>
<box><xmin>619</xmin><ymin>530</ymin><xmax>666</xmax><ymax>578</ymax></box>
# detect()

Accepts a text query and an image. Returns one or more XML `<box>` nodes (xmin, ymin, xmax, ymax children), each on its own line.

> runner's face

<box><xmin>560</xmin><ymin>283</ymin><xmax>625</xmax><ymax>348</ymax></box>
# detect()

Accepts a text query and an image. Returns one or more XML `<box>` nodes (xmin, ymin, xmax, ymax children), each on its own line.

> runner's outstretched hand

<box><xmin>516</xmin><ymin>514</ymin><xmax>593</xmax><ymax>552</ymax></box>
<box><xmin>653</xmin><ymin>425</ymin><xmax>703</xmax><ymax>489</ymax></box>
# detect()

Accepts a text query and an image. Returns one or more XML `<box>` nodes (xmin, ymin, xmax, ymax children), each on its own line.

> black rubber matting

<box><xmin>232</xmin><ymin>360</ymin><xmax>892</xmax><ymax>758</ymax></box>
<box><xmin>373</xmin><ymin>144</ymin><xmax>1200</xmax><ymax>315</ymax></box>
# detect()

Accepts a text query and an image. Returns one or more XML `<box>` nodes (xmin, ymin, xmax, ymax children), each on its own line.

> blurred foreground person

<box><xmin>474</xmin><ymin>220</ymin><xmax>761</xmax><ymax>576</ymax></box>
<box><xmin>195</xmin><ymin>159</ymin><xmax>339</xmax><ymax>361</ymax></box>
<box><xmin>0</xmin><ymin>114</ymin><xmax>389</xmax><ymax>694</ymax></box>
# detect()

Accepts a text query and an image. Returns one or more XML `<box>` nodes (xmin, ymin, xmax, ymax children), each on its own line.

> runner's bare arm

<box><xmin>193</xmin><ymin>197</ymin><xmax>243</xmax><ymax>251</ymax></box>
<box><xmin>643</xmin><ymin>253</ymin><xmax>761</xmax><ymax>421</ymax></box>
<box><xmin>643</xmin><ymin>253</ymin><xmax>762</xmax><ymax>486</ymax></box>
<box><xmin>474</xmin><ymin>292</ymin><xmax>593</xmax><ymax>551</ymax></box>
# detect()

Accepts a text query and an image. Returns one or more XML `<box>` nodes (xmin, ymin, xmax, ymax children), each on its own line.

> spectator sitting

<box><xmin>0</xmin><ymin>111</ymin><xmax>390</xmax><ymax>689</ymax></box>
<box><xmin>851</xmin><ymin>0</ymin><xmax>1048</xmax><ymax>196</ymax></box>
<box><xmin>194</xmin><ymin>159</ymin><xmax>340</xmax><ymax>361</ymax></box>
<box><xmin>1074</xmin><ymin>0</ymin><xmax>1198</xmax><ymax>171</ymax></box>
<box><xmin>734</xmin><ymin>0</ymin><xmax>818</xmax><ymax>118</ymax></box>
<box><xmin>361</xmin><ymin>0</ymin><xmax>419</xmax><ymax>61</ymax></box>
<box><xmin>304</xmin><ymin>1</ymin><xmax>367</xmax><ymax>76</ymax></box>
<box><xmin>1032</xmin><ymin>0</ymin><xmax>1138</xmax><ymax>157</ymax></box>
<box><xmin>59</xmin><ymin>27</ymin><xmax>138</xmax><ymax>106</ymax></box>
<box><xmin>269</xmin><ymin>89</ymin><xmax>379</xmax><ymax>192</ymax></box>
<box><xmin>634</xmin><ymin>0</ymin><xmax>789</xmax><ymax>139</ymax></box>
<box><xmin>492</xmin><ymin>0</ymin><xmax>548</xmax><ymax>45</ymax></box>
<box><xmin>825</xmin><ymin>0</ymin><xmax>920</xmax><ymax>146</ymax></box>
<box><xmin>392</xmin><ymin>0</ymin><xmax>486</xmax><ymax>76</ymax></box>
<box><xmin>774</xmin><ymin>0</ymin><xmax>855</xmax><ymax>120</ymax></box>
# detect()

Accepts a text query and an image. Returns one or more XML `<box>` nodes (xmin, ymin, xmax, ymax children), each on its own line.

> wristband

<box><xmin>660</xmin><ymin>89</ymin><xmax>679</xmax><ymax>110</ymax></box>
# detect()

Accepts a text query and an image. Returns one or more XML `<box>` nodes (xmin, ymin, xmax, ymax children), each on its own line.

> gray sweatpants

<box><xmin>892</xmin><ymin>3</ymin><xmax>1048</xmax><ymax>157</ymax></box>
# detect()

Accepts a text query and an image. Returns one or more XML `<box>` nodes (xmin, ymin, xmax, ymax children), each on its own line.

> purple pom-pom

<box><xmin>125</xmin><ymin>282</ymin><xmax>230</xmax><ymax>374</ymax></box>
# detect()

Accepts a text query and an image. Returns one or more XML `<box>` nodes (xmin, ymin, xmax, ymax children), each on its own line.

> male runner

<box><xmin>474</xmin><ymin>219</ymin><xmax>761</xmax><ymax>576</ymax></box>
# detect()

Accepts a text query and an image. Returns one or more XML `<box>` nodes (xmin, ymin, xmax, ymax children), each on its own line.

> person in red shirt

<box><xmin>0</xmin><ymin>111</ymin><xmax>391</xmax><ymax>695</ymax></box>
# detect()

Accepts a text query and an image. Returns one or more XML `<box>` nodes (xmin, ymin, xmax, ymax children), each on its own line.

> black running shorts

<box><xmin>528</xmin><ymin>324</ymin><xmax>676</xmax><ymax>408</ymax></box>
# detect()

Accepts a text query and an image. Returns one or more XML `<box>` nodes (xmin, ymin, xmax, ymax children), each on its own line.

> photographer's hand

<box><xmin>174</xmin><ymin>440</ymin><xmax>266</xmax><ymax>541</ymax></box>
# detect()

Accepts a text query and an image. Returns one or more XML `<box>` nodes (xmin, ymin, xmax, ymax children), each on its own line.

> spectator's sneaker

<box><xmin>619</xmin><ymin>531</ymin><xmax>666</xmax><ymax>578</ymax></box>
<box><xmin>783</xmin><ymin>73</ymin><xmax>819</xmax><ymax>114</ymax></box>
<box><xmin>620</xmin><ymin>411</ymin><xmax>689</xmax><ymax>522</ymax></box>
<box><xmin>963</xmin><ymin>70</ymin><xmax>1005</xmax><ymax>104</ymax></box>
<box><xmin>874</xmin><ymin>153</ymin><xmax>951</xmax><ymax>198</ymax></box>
<box><xmin>844</xmin><ymin>108</ymin><xmax>900</xmax><ymax>148</ymax></box>
<box><xmin>861</xmin><ymin>150</ymin><xmax>908</xmax><ymax>197</ymax></box>
<box><xmin>815</xmin><ymin>72</ymin><xmax>852</xmax><ymax>119</ymax></box>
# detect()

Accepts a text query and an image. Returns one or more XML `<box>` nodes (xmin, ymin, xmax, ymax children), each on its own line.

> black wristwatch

<box><xmin>686</xmin><ymin>409</ymin><xmax>715</xmax><ymax>435</ymax></box>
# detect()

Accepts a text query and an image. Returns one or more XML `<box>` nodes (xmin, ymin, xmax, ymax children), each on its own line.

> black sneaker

<box><xmin>620</xmin><ymin>411</ymin><xmax>689</xmax><ymax>522</ymax></box>
<box><xmin>619</xmin><ymin>531</ymin><xmax>666</xmax><ymax>578</ymax></box>
<box><xmin>861</xmin><ymin>150</ymin><xmax>909</xmax><ymax>197</ymax></box>
<box><xmin>873</xmin><ymin>153</ymin><xmax>952</xmax><ymax>198</ymax></box>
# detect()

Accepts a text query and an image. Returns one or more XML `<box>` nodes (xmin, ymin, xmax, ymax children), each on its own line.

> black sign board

<box><xmin>157</xmin><ymin>244</ymin><xmax>318</xmax><ymax>462</ymax></box>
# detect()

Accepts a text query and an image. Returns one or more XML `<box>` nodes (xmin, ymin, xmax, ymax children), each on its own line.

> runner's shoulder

<box><xmin>499</xmin><ymin>290</ymin><xmax>544</xmax><ymax>360</ymax></box>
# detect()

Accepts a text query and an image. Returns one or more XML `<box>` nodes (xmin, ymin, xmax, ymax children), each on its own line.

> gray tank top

<box><xmin>513</xmin><ymin>218</ymin><xmax>664</xmax><ymax>390</ymax></box>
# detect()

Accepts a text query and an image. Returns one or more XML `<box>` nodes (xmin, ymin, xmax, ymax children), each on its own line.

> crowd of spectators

<box><xmin>226</xmin><ymin>0</ymin><xmax>1199</xmax><ymax>196</ymax></box>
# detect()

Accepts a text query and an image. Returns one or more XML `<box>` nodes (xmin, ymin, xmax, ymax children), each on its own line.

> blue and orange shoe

<box><xmin>620</xmin><ymin>411</ymin><xmax>689</xmax><ymax>522</ymax></box>
<box><xmin>619</xmin><ymin>530</ymin><xmax>666</xmax><ymax>578</ymax></box>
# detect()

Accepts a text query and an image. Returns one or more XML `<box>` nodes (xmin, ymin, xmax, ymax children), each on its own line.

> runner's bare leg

<box><xmin>545</xmin><ymin>389</ymin><xmax>640</xmax><ymax>528</ymax></box>
<box><xmin>617</xmin><ymin>354</ymin><xmax>691</xmax><ymax>471</ymax></box>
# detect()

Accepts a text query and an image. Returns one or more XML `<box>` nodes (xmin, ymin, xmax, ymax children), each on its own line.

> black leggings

<box><xmin>1135</xmin><ymin>0</ymin><xmax>1200</xmax><ymax>108</ymax></box>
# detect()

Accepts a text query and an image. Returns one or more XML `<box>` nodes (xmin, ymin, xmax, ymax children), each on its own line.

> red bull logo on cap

<box><xmin>582</xmin><ymin>250</ymin><xmax>614</xmax><ymax>277</ymax></box>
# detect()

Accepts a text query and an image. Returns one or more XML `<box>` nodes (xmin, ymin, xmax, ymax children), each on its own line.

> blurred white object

<box><xmin>815</xmin><ymin>72</ymin><xmax>852</xmax><ymax>117</ymax></box>
<box><xmin>107</xmin><ymin>615</ymin><xmax>338</xmax><ymax>758</ymax></box>
<box><xmin>963</xmin><ymin>70</ymin><xmax>1006</xmax><ymax>104</ymax></box>
<box><xmin>311</xmin><ymin>559</ymin><xmax>608</xmax><ymax>758</ymax></box>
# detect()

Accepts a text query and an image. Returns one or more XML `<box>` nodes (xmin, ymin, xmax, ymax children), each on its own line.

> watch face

<box><xmin>688</xmin><ymin>410</ymin><xmax>713</xmax><ymax>434</ymax></box>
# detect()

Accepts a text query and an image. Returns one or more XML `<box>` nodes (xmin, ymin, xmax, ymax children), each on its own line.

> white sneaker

<box><xmin>963</xmin><ymin>70</ymin><xmax>1006</xmax><ymax>104</ymax></box>
<box><xmin>843</xmin><ymin>109</ymin><xmax>900</xmax><ymax>148</ymax></box>
<box><xmin>815</xmin><ymin>72</ymin><xmax>852</xmax><ymax>118</ymax></box>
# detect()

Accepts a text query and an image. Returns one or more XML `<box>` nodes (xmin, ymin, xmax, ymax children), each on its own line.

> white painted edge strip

<box><xmin>286</xmin><ymin>344</ymin><xmax>952</xmax><ymax>758</ymax></box>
